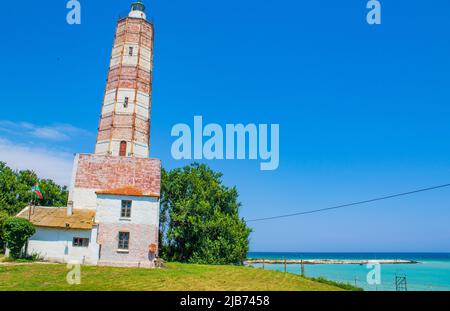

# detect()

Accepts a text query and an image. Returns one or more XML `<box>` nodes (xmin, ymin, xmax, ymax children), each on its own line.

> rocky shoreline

<box><xmin>245</xmin><ymin>259</ymin><xmax>419</xmax><ymax>265</ymax></box>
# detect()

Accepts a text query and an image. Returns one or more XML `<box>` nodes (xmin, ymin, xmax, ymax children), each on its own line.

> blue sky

<box><xmin>0</xmin><ymin>0</ymin><xmax>449</xmax><ymax>252</ymax></box>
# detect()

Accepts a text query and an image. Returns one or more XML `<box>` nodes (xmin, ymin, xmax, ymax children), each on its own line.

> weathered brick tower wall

<box><xmin>95</xmin><ymin>4</ymin><xmax>154</xmax><ymax>158</ymax></box>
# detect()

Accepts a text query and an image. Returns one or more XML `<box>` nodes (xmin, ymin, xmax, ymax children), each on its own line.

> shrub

<box><xmin>3</xmin><ymin>217</ymin><xmax>35</xmax><ymax>259</ymax></box>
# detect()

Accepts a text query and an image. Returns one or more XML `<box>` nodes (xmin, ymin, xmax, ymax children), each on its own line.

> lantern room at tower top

<box><xmin>129</xmin><ymin>1</ymin><xmax>147</xmax><ymax>20</ymax></box>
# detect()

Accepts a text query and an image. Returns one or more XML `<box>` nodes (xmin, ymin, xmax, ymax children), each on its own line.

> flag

<box><xmin>32</xmin><ymin>184</ymin><xmax>43</xmax><ymax>200</ymax></box>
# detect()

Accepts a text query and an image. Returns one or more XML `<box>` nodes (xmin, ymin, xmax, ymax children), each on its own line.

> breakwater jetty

<box><xmin>245</xmin><ymin>259</ymin><xmax>419</xmax><ymax>265</ymax></box>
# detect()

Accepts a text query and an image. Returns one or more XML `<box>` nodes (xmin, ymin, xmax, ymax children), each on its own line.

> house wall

<box><xmin>96</xmin><ymin>194</ymin><xmax>159</xmax><ymax>267</ymax></box>
<box><xmin>26</xmin><ymin>226</ymin><xmax>100</xmax><ymax>265</ymax></box>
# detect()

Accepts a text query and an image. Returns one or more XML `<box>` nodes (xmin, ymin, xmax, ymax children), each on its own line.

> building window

<box><xmin>119</xmin><ymin>141</ymin><xmax>127</xmax><ymax>156</ymax></box>
<box><xmin>129</xmin><ymin>47</ymin><xmax>133</xmax><ymax>56</ymax></box>
<box><xmin>73</xmin><ymin>237</ymin><xmax>89</xmax><ymax>247</ymax></box>
<box><xmin>124</xmin><ymin>97</ymin><xmax>129</xmax><ymax>108</ymax></box>
<box><xmin>118</xmin><ymin>232</ymin><xmax>130</xmax><ymax>250</ymax></box>
<box><xmin>121</xmin><ymin>200</ymin><xmax>132</xmax><ymax>218</ymax></box>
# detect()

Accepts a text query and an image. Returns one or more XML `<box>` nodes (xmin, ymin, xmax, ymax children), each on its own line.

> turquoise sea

<box><xmin>247</xmin><ymin>252</ymin><xmax>450</xmax><ymax>291</ymax></box>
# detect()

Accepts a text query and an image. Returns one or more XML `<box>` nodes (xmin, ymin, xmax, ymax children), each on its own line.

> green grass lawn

<box><xmin>0</xmin><ymin>262</ymin><xmax>348</xmax><ymax>291</ymax></box>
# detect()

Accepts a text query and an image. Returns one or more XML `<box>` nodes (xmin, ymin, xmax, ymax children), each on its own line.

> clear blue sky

<box><xmin>0</xmin><ymin>0</ymin><xmax>449</xmax><ymax>252</ymax></box>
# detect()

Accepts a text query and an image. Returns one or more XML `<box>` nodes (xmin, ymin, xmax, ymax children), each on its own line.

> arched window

<box><xmin>119</xmin><ymin>141</ymin><xmax>127</xmax><ymax>157</ymax></box>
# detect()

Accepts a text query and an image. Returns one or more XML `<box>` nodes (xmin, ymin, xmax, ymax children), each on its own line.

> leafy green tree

<box><xmin>39</xmin><ymin>179</ymin><xmax>68</xmax><ymax>207</ymax></box>
<box><xmin>0</xmin><ymin>211</ymin><xmax>9</xmax><ymax>253</ymax></box>
<box><xmin>160</xmin><ymin>163</ymin><xmax>251</xmax><ymax>265</ymax></box>
<box><xmin>0</xmin><ymin>162</ymin><xmax>68</xmax><ymax>216</ymax></box>
<box><xmin>0</xmin><ymin>162</ymin><xmax>24</xmax><ymax>215</ymax></box>
<box><xmin>2</xmin><ymin>217</ymin><xmax>35</xmax><ymax>259</ymax></box>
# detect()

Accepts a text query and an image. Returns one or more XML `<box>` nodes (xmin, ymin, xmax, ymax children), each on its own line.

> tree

<box><xmin>2</xmin><ymin>217</ymin><xmax>35</xmax><ymax>259</ymax></box>
<box><xmin>0</xmin><ymin>162</ymin><xmax>68</xmax><ymax>216</ymax></box>
<box><xmin>0</xmin><ymin>211</ymin><xmax>9</xmax><ymax>253</ymax></box>
<box><xmin>160</xmin><ymin>163</ymin><xmax>251</xmax><ymax>265</ymax></box>
<box><xmin>39</xmin><ymin>179</ymin><xmax>68</xmax><ymax>207</ymax></box>
<box><xmin>0</xmin><ymin>162</ymin><xmax>26</xmax><ymax>215</ymax></box>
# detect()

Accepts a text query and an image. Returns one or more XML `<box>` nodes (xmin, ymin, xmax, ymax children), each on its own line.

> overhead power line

<box><xmin>246</xmin><ymin>183</ymin><xmax>450</xmax><ymax>222</ymax></box>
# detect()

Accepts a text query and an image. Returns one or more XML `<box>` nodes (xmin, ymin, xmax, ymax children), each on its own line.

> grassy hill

<box><xmin>0</xmin><ymin>262</ymin><xmax>354</xmax><ymax>291</ymax></box>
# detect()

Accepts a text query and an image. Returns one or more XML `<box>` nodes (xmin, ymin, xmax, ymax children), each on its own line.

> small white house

<box><xmin>17</xmin><ymin>206</ymin><xmax>99</xmax><ymax>265</ymax></box>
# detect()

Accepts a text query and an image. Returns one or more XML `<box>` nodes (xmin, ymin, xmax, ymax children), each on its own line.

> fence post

<box><xmin>301</xmin><ymin>260</ymin><xmax>305</xmax><ymax>277</ymax></box>
<box><xmin>284</xmin><ymin>257</ymin><xmax>287</xmax><ymax>273</ymax></box>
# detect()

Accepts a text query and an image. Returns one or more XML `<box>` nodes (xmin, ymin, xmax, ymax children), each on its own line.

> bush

<box><xmin>3</xmin><ymin>217</ymin><xmax>35</xmax><ymax>259</ymax></box>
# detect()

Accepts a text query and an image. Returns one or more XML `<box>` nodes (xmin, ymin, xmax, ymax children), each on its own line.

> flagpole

<box><xmin>32</xmin><ymin>193</ymin><xmax>35</xmax><ymax>215</ymax></box>
<box><xmin>28</xmin><ymin>185</ymin><xmax>36</xmax><ymax>221</ymax></box>
<box><xmin>28</xmin><ymin>197</ymin><xmax>32</xmax><ymax>221</ymax></box>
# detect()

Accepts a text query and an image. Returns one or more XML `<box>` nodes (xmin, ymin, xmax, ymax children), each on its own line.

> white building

<box><xmin>17</xmin><ymin>207</ymin><xmax>99</xmax><ymax>265</ymax></box>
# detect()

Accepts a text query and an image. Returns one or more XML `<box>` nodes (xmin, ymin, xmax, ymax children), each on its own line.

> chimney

<box><xmin>67</xmin><ymin>200</ymin><xmax>74</xmax><ymax>217</ymax></box>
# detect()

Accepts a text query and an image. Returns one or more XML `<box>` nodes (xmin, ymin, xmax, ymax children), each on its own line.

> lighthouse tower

<box><xmin>95</xmin><ymin>1</ymin><xmax>154</xmax><ymax>158</ymax></box>
<box><xmin>65</xmin><ymin>1</ymin><xmax>161</xmax><ymax>267</ymax></box>
<box><xmin>17</xmin><ymin>1</ymin><xmax>161</xmax><ymax>268</ymax></box>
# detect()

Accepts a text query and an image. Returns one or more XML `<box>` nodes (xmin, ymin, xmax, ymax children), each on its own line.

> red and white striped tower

<box><xmin>95</xmin><ymin>1</ymin><xmax>154</xmax><ymax>158</ymax></box>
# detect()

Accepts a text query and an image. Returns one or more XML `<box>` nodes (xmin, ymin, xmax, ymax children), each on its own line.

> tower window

<box><xmin>119</xmin><ymin>141</ymin><xmax>127</xmax><ymax>157</ymax></box>
<box><xmin>124</xmin><ymin>97</ymin><xmax>129</xmax><ymax>108</ymax></box>
<box><xmin>118</xmin><ymin>232</ymin><xmax>130</xmax><ymax>250</ymax></box>
<box><xmin>129</xmin><ymin>47</ymin><xmax>133</xmax><ymax>56</ymax></box>
<box><xmin>121</xmin><ymin>200</ymin><xmax>132</xmax><ymax>218</ymax></box>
